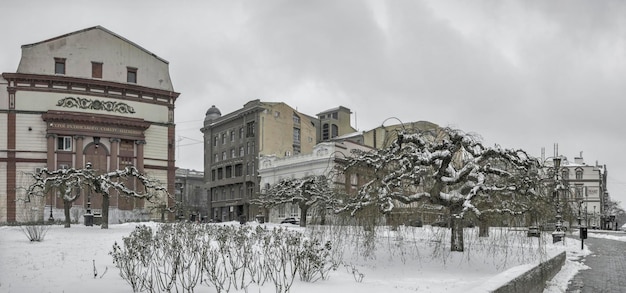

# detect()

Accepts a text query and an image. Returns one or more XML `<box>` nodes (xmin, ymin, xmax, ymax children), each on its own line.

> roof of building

<box><xmin>317</xmin><ymin>106</ymin><xmax>351</xmax><ymax>116</ymax></box>
<box><xmin>21</xmin><ymin>25</ymin><xmax>169</xmax><ymax>64</ymax></box>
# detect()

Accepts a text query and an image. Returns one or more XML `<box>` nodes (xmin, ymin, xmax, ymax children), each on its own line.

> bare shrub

<box><xmin>110</xmin><ymin>223</ymin><xmax>340</xmax><ymax>293</ymax></box>
<box><xmin>21</xmin><ymin>225</ymin><xmax>50</xmax><ymax>242</ymax></box>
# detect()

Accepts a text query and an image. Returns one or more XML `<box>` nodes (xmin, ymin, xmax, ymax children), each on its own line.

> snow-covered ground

<box><xmin>0</xmin><ymin>222</ymin><xmax>604</xmax><ymax>293</ymax></box>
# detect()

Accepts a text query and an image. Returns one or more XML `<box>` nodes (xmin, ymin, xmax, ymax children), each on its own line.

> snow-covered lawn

<box><xmin>0</xmin><ymin>221</ymin><xmax>590</xmax><ymax>293</ymax></box>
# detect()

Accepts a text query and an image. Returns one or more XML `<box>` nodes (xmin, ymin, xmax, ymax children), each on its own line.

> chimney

<box><xmin>574</xmin><ymin>156</ymin><xmax>584</xmax><ymax>165</ymax></box>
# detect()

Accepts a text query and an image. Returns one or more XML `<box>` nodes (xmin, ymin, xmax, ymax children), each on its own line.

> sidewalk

<box><xmin>566</xmin><ymin>236</ymin><xmax>626</xmax><ymax>292</ymax></box>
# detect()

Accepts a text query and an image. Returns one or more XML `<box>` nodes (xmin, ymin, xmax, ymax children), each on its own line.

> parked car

<box><xmin>431</xmin><ymin>220</ymin><xmax>449</xmax><ymax>228</ymax></box>
<box><xmin>540</xmin><ymin>223</ymin><xmax>567</xmax><ymax>232</ymax></box>
<box><xmin>527</xmin><ymin>226</ymin><xmax>541</xmax><ymax>237</ymax></box>
<box><xmin>281</xmin><ymin>217</ymin><xmax>299</xmax><ymax>225</ymax></box>
<box><xmin>406</xmin><ymin>219</ymin><xmax>423</xmax><ymax>227</ymax></box>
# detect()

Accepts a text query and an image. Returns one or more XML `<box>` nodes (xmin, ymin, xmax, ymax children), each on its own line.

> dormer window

<box><xmin>54</xmin><ymin>58</ymin><xmax>66</xmax><ymax>74</ymax></box>
<box><xmin>127</xmin><ymin>67</ymin><xmax>137</xmax><ymax>83</ymax></box>
<box><xmin>575</xmin><ymin>169</ymin><xmax>583</xmax><ymax>180</ymax></box>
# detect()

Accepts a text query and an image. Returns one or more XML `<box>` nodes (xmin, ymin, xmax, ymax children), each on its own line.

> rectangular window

<box><xmin>293</xmin><ymin>113</ymin><xmax>300</xmax><ymax>124</ymax></box>
<box><xmin>235</xmin><ymin>164</ymin><xmax>243</xmax><ymax>177</ymax></box>
<box><xmin>91</xmin><ymin>62</ymin><xmax>102</xmax><ymax>78</ymax></box>
<box><xmin>54</xmin><ymin>58</ymin><xmax>66</xmax><ymax>74</ymax></box>
<box><xmin>246</xmin><ymin>121</ymin><xmax>255</xmax><ymax>137</ymax></box>
<box><xmin>221</xmin><ymin>133</ymin><xmax>226</xmax><ymax>144</ymax></box>
<box><xmin>290</xmin><ymin>204</ymin><xmax>299</xmax><ymax>217</ymax></box>
<box><xmin>239</xmin><ymin>127</ymin><xmax>244</xmax><ymax>139</ymax></box>
<box><xmin>214</xmin><ymin>153</ymin><xmax>219</xmax><ymax>162</ymax></box>
<box><xmin>222</xmin><ymin>151</ymin><xmax>227</xmax><ymax>160</ymax></box>
<box><xmin>226</xmin><ymin>166</ymin><xmax>232</xmax><ymax>178</ymax></box>
<box><xmin>230</xmin><ymin>131</ymin><xmax>235</xmax><ymax>142</ymax></box>
<box><xmin>575</xmin><ymin>185</ymin><xmax>583</xmax><ymax>199</ymax></box>
<box><xmin>56</xmin><ymin>136</ymin><xmax>72</xmax><ymax>151</ymax></box>
<box><xmin>231</xmin><ymin>148</ymin><xmax>236</xmax><ymax>158</ymax></box>
<box><xmin>217</xmin><ymin>168</ymin><xmax>223</xmax><ymax>180</ymax></box>
<box><xmin>127</xmin><ymin>67</ymin><xmax>137</xmax><ymax>83</ymax></box>
<box><xmin>239</xmin><ymin>146</ymin><xmax>244</xmax><ymax>157</ymax></box>
<box><xmin>213</xmin><ymin>136</ymin><xmax>218</xmax><ymax>147</ymax></box>
<box><xmin>278</xmin><ymin>205</ymin><xmax>286</xmax><ymax>218</ymax></box>
<box><xmin>293</xmin><ymin>128</ymin><xmax>301</xmax><ymax>143</ymax></box>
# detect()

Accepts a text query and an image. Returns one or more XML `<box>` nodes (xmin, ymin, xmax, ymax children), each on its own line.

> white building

<box><xmin>258</xmin><ymin>140</ymin><xmax>372</xmax><ymax>223</ymax></box>
<box><xmin>559</xmin><ymin>154</ymin><xmax>609</xmax><ymax>229</ymax></box>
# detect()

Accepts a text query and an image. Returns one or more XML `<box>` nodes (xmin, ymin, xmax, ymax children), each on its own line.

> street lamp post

<box><xmin>48</xmin><ymin>200</ymin><xmax>54</xmax><ymax>222</ymax></box>
<box><xmin>551</xmin><ymin>156</ymin><xmax>565</xmax><ymax>243</ymax></box>
<box><xmin>577</xmin><ymin>200</ymin><xmax>588</xmax><ymax>249</ymax></box>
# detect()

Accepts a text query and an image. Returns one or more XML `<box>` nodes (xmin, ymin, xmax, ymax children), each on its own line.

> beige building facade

<box><xmin>202</xmin><ymin>100</ymin><xmax>358</xmax><ymax>222</ymax></box>
<box><xmin>0</xmin><ymin>26</ymin><xmax>179</xmax><ymax>223</ymax></box>
<box><xmin>202</xmin><ymin>100</ymin><xmax>318</xmax><ymax>222</ymax></box>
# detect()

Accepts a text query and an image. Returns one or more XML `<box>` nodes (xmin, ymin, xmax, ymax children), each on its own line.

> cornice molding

<box><xmin>57</xmin><ymin>96</ymin><xmax>136</xmax><ymax>114</ymax></box>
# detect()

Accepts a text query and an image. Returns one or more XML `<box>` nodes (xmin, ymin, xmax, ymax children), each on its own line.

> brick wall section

<box><xmin>492</xmin><ymin>251</ymin><xmax>566</xmax><ymax>293</ymax></box>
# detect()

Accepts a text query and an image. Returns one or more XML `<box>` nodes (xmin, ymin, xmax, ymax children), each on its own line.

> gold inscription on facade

<box><xmin>50</xmin><ymin>123</ymin><xmax>142</xmax><ymax>136</ymax></box>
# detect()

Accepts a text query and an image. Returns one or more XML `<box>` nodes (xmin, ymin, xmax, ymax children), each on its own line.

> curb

<box><xmin>491</xmin><ymin>251</ymin><xmax>566</xmax><ymax>293</ymax></box>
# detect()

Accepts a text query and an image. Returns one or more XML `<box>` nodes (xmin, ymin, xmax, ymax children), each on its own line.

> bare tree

<box><xmin>253</xmin><ymin>175</ymin><xmax>337</xmax><ymax>227</ymax></box>
<box><xmin>26</xmin><ymin>163</ymin><xmax>171</xmax><ymax>229</ymax></box>
<box><xmin>337</xmin><ymin>127</ymin><xmax>541</xmax><ymax>251</ymax></box>
<box><xmin>604</xmin><ymin>199</ymin><xmax>626</xmax><ymax>230</ymax></box>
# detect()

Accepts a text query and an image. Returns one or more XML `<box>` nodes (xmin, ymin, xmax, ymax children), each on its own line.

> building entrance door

<box><xmin>84</xmin><ymin>143</ymin><xmax>108</xmax><ymax>211</ymax></box>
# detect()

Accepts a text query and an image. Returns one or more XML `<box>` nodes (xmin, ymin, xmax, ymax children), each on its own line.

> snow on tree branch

<box><xmin>338</xmin><ymin>127</ymin><xmax>542</xmax><ymax>218</ymax></box>
<box><xmin>26</xmin><ymin>165</ymin><xmax>170</xmax><ymax>203</ymax></box>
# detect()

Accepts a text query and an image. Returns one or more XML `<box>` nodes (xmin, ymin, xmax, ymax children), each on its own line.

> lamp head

<box><xmin>553</xmin><ymin>156</ymin><xmax>562</xmax><ymax>170</ymax></box>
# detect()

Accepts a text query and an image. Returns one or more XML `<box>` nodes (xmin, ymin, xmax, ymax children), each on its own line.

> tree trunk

<box><xmin>300</xmin><ymin>204</ymin><xmax>308</xmax><ymax>227</ymax></box>
<box><xmin>450</xmin><ymin>207</ymin><xmax>464</xmax><ymax>252</ymax></box>
<box><xmin>101</xmin><ymin>195</ymin><xmax>109</xmax><ymax>229</ymax></box>
<box><xmin>478</xmin><ymin>215</ymin><xmax>490</xmax><ymax>237</ymax></box>
<box><xmin>63</xmin><ymin>200</ymin><xmax>71</xmax><ymax>228</ymax></box>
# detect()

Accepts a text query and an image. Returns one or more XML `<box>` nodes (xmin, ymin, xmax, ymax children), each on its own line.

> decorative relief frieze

<box><xmin>56</xmin><ymin>97</ymin><xmax>136</xmax><ymax>114</ymax></box>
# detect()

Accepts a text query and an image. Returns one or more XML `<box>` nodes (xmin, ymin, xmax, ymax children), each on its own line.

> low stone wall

<box><xmin>491</xmin><ymin>251</ymin><xmax>566</xmax><ymax>293</ymax></box>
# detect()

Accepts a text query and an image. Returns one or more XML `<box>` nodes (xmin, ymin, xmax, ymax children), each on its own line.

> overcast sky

<box><xmin>2</xmin><ymin>0</ymin><xmax>625</xmax><ymax>208</ymax></box>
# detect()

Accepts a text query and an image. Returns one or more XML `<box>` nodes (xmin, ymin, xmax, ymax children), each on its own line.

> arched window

<box><xmin>322</xmin><ymin>123</ymin><xmax>329</xmax><ymax>140</ymax></box>
<box><xmin>331</xmin><ymin>124</ymin><xmax>339</xmax><ymax>138</ymax></box>
<box><xmin>561</xmin><ymin>169</ymin><xmax>569</xmax><ymax>179</ymax></box>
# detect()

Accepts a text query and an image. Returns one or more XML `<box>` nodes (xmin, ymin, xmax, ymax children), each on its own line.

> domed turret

<box><xmin>204</xmin><ymin>105</ymin><xmax>221</xmax><ymax>125</ymax></box>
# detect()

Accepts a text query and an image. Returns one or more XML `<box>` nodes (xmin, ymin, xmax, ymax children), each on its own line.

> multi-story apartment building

<box><xmin>258</xmin><ymin>140</ymin><xmax>373</xmax><ymax>223</ymax></box>
<box><xmin>558</xmin><ymin>154</ymin><xmax>609</xmax><ymax>229</ymax></box>
<box><xmin>174</xmin><ymin>168</ymin><xmax>207</xmax><ymax>222</ymax></box>
<box><xmin>202</xmin><ymin>100</ymin><xmax>320</xmax><ymax>222</ymax></box>
<box><xmin>0</xmin><ymin>26</ymin><xmax>179</xmax><ymax>224</ymax></box>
